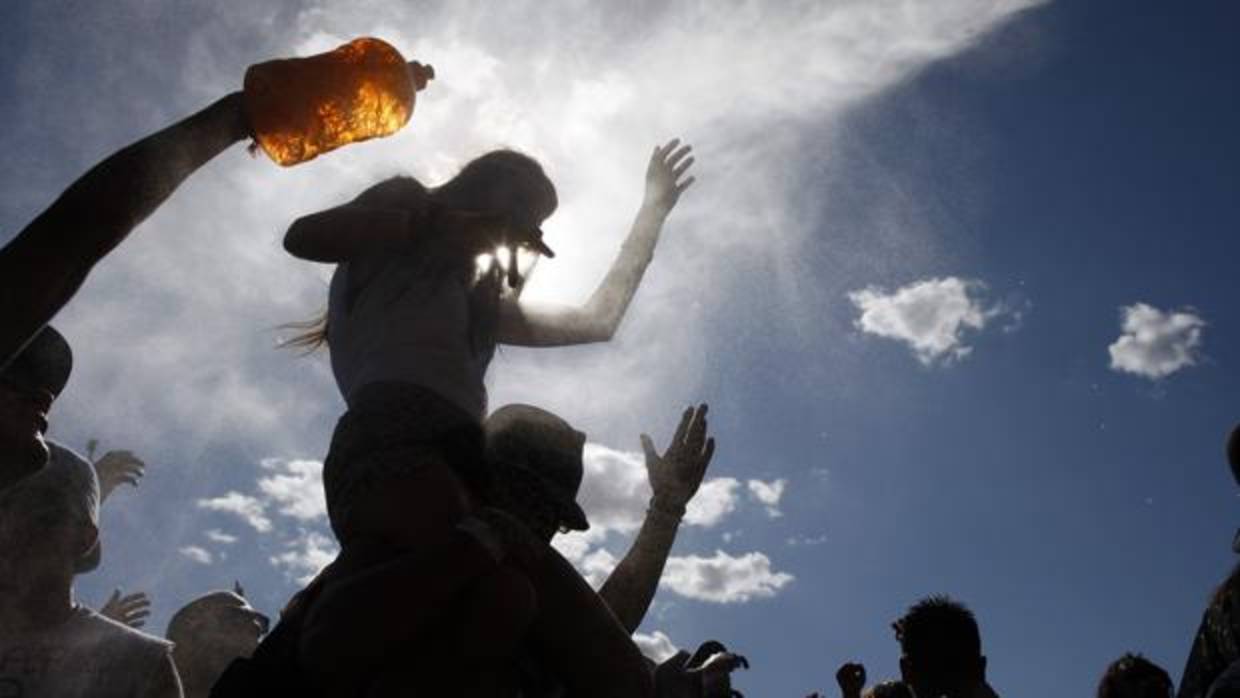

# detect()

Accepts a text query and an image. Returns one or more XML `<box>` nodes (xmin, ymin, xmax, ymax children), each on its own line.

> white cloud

<box><xmin>196</xmin><ymin>492</ymin><xmax>272</xmax><ymax>533</ymax></box>
<box><xmin>746</xmin><ymin>479</ymin><xmax>786</xmax><ymax>518</ymax></box>
<box><xmin>1108</xmin><ymin>303</ymin><xmax>1205</xmax><ymax>379</ymax></box>
<box><xmin>578</xmin><ymin>444</ymin><xmax>742</xmax><ymax>535</ymax></box>
<box><xmin>205</xmin><ymin>529</ymin><xmax>239</xmax><ymax>545</ymax></box>
<box><xmin>633</xmin><ymin>631</ymin><xmax>679</xmax><ymax>663</ymax></box>
<box><xmin>257</xmin><ymin>458</ymin><xmax>326</xmax><ymax>521</ymax></box>
<box><xmin>684</xmin><ymin>478</ymin><xmax>742</xmax><ymax>527</ymax></box>
<box><xmin>661</xmin><ymin>550</ymin><xmax>794</xmax><ymax>603</ymax></box>
<box><xmin>270</xmin><ymin>530</ymin><xmax>339</xmax><ymax>585</ymax></box>
<box><xmin>849</xmin><ymin>277</ymin><xmax>1003</xmax><ymax>365</ymax></box>
<box><xmin>179</xmin><ymin>545</ymin><xmax>214</xmax><ymax>565</ymax></box>
<box><xmin>579</xmin><ymin>548</ymin><xmax>620</xmax><ymax>590</ymax></box>
<box><xmin>786</xmin><ymin>534</ymin><xmax>829</xmax><ymax>547</ymax></box>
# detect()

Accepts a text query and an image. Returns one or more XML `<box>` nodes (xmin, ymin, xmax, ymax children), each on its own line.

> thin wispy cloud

<box><xmin>1108</xmin><ymin>303</ymin><xmax>1205</xmax><ymax>380</ymax></box>
<box><xmin>178</xmin><ymin>545</ymin><xmax>214</xmax><ymax>565</ymax></box>
<box><xmin>196</xmin><ymin>492</ymin><xmax>272</xmax><ymax>533</ymax></box>
<box><xmin>747</xmin><ymin>479</ymin><xmax>787</xmax><ymax>518</ymax></box>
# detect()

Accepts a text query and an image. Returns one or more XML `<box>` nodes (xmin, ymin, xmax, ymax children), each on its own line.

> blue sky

<box><xmin>2</xmin><ymin>1</ymin><xmax>1239</xmax><ymax>696</ymax></box>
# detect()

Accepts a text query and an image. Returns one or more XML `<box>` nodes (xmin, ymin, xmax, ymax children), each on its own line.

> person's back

<box><xmin>0</xmin><ymin>439</ymin><xmax>180</xmax><ymax>697</ymax></box>
<box><xmin>0</xmin><ymin>606</ymin><xmax>174</xmax><ymax>697</ymax></box>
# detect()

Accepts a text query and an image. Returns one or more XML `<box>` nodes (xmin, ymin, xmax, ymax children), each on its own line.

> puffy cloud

<box><xmin>633</xmin><ymin>631</ymin><xmax>679</xmax><ymax>663</ymax></box>
<box><xmin>578</xmin><ymin>444</ymin><xmax>742</xmax><ymax>534</ymax></box>
<box><xmin>746</xmin><ymin>479</ymin><xmax>786</xmax><ymax>518</ymax></box>
<box><xmin>257</xmin><ymin>458</ymin><xmax>326</xmax><ymax>521</ymax></box>
<box><xmin>1108</xmin><ymin>303</ymin><xmax>1205</xmax><ymax>379</ymax></box>
<box><xmin>579</xmin><ymin>548</ymin><xmax>620</xmax><ymax>590</ymax></box>
<box><xmin>196</xmin><ymin>492</ymin><xmax>271</xmax><ymax>533</ymax></box>
<box><xmin>684</xmin><ymin>478</ymin><xmax>742</xmax><ymax>527</ymax></box>
<box><xmin>205</xmin><ymin>529</ymin><xmax>239</xmax><ymax>544</ymax></box>
<box><xmin>848</xmin><ymin>277</ymin><xmax>1004</xmax><ymax>365</ymax></box>
<box><xmin>662</xmin><ymin>550</ymin><xmax>794</xmax><ymax>603</ymax></box>
<box><xmin>179</xmin><ymin>545</ymin><xmax>214</xmax><ymax>565</ymax></box>
<box><xmin>270</xmin><ymin>530</ymin><xmax>338</xmax><ymax>585</ymax></box>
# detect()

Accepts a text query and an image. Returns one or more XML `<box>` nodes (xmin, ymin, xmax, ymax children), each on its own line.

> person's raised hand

<box><xmin>836</xmin><ymin>662</ymin><xmax>866</xmax><ymax>698</ymax></box>
<box><xmin>642</xmin><ymin>404</ymin><xmax>716</xmax><ymax>519</ymax></box>
<box><xmin>94</xmin><ymin>450</ymin><xmax>145</xmax><ymax>502</ymax></box>
<box><xmin>644</xmin><ymin>138</ymin><xmax>696</xmax><ymax>216</ymax></box>
<box><xmin>100</xmin><ymin>589</ymin><xmax>151</xmax><ymax>629</ymax></box>
<box><xmin>654</xmin><ymin>640</ymin><xmax>748</xmax><ymax>698</ymax></box>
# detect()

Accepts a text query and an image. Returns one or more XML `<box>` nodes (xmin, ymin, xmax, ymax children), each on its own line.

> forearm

<box><xmin>0</xmin><ymin>91</ymin><xmax>249</xmax><ymax>366</ymax></box>
<box><xmin>284</xmin><ymin>205</ymin><xmax>413</xmax><ymax>262</ymax></box>
<box><xmin>598</xmin><ymin>506</ymin><xmax>682</xmax><ymax>633</ymax></box>
<box><xmin>580</xmin><ymin>203</ymin><xmax>669</xmax><ymax>340</ymax></box>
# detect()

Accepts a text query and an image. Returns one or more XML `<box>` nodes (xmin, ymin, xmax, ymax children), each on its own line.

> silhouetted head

<box><xmin>1097</xmin><ymin>653</ymin><xmax>1172</xmax><ymax>698</ymax></box>
<box><xmin>894</xmin><ymin>596</ymin><xmax>986</xmax><ymax>698</ymax></box>
<box><xmin>167</xmin><ymin>590</ymin><xmax>269</xmax><ymax>696</ymax></box>
<box><xmin>864</xmin><ymin>681</ymin><xmax>914</xmax><ymax>698</ymax></box>
<box><xmin>0</xmin><ymin>326</ymin><xmax>72</xmax><ymax>489</ymax></box>
<box><xmin>485</xmin><ymin>403</ymin><xmax>588</xmax><ymax>542</ymax></box>
<box><xmin>0</xmin><ymin>440</ymin><xmax>98</xmax><ymax>600</ymax></box>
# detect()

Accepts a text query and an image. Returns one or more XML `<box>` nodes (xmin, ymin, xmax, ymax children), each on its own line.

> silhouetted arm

<box><xmin>496</xmin><ymin>139</ymin><xmax>695</xmax><ymax>346</ymax></box>
<box><xmin>0</xmin><ymin>92</ymin><xmax>250</xmax><ymax>368</ymax></box>
<box><xmin>598</xmin><ymin>405</ymin><xmax>714</xmax><ymax>632</ymax></box>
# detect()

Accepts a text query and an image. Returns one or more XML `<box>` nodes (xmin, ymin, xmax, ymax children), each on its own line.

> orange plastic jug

<box><xmin>243</xmin><ymin>37</ymin><xmax>434</xmax><ymax>166</ymax></box>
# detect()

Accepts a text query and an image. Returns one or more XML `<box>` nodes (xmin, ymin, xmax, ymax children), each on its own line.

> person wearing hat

<box><xmin>0</xmin><ymin>438</ymin><xmax>182</xmax><ymax>697</ymax></box>
<box><xmin>487</xmin><ymin>402</ymin><xmax>716</xmax><ymax>634</ymax></box>
<box><xmin>484</xmin><ymin>402</ymin><xmax>746</xmax><ymax>698</ymax></box>
<box><xmin>0</xmin><ymin>325</ymin><xmax>72</xmax><ymax>492</ymax></box>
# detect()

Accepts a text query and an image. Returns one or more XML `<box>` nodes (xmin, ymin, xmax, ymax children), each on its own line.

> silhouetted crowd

<box><xmin>2</xmin><ymin>44</ymin><xmax>1238</xmax><ymax>698</ymax></box>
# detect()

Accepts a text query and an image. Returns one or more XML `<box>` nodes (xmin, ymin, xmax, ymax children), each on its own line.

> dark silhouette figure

<box><xmin>0</xmin><ymin>93</ymin><xmax>251</xmax><ymax>372</ymax></box>
<box><xmin>893</xmin><ymin>596</ymin><xmax>998</xmax><ymax>698</ymax></box>
<box><xmin>280</xmin><ymin>139</ymin><xmax>695</xmax><ymax>697</ymax></box>
<box><xmin>1228</xmin><ymin>423</ymin><xmax>1240</xmax><ymax>491</ymax></box>
<box><xmin>0</xmin><ymin>437</ymin><xmax>182</xmax><ymax>696</ymax></box>
<box><xmin>482</xmin><ymin>403</ymin><xmax>745</xmax><ymax>697</ymax></box>
<box><xmin>1179</xmin><ymin>563</ymin><xmax>1240</xmax><ymax>698</ymax></box>
<box><xmin>0</xmin><ymin>326</ymin><xmax>72</xmax><ymax>491</ymax></box>
<box><xmin>836</xmin><ymin>662</ymin><xmax>866</xmax><ymax>698</ymax></box>
<box><xmin>1098</xmin><ymin>653</ymin><xmax>1173</xmax><ymax>698</ymax></box>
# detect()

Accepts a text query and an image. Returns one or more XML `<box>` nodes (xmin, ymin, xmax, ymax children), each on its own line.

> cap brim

<box><xmin>523</xmin><ymin>227</ymin><xmax>555</xmax><ymax>259</ymax></box>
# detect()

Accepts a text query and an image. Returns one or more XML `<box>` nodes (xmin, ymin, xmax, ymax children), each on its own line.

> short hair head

<box><xmin>894</xmin><ymin>596</ymin><xmax>985</xmax><ymax>695</ymax></box>
<box><xmin>1097</xmin><ymin>653</ymin><xmax>1172</xmax><ymax>698</ymax></box>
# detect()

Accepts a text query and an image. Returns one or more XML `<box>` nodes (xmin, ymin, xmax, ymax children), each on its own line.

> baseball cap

<box><xmin>485</xmin><ymin>404</ymin><xmax>588</xmax><ymax>531</ymax></box>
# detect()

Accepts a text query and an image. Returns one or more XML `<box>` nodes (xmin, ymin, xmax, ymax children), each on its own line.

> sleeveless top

<box><xmin>327</xmin><ymin>252</ymin><xmax>495</xmax><ymax>420</ymax></box>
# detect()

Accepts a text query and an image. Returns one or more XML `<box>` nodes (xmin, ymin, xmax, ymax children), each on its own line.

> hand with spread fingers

<box><xmin>836</xmin><ymin>662</ymin><xmax>867</xmax><ymax>698</ymax></box>
<box><xmin>100</xmin><ymin>589</ymin><xmax>152</xmax><ymax>629</ymax></box>
<box><xmin>655</xmin><ymin>639</ymin><xmax>749</xmax><ymax>698</ymax></box>
<box><xmin>643</xmin><ymin>404</ymin><xmax>716</xmax><ymax>519</ymax></box>
<box><xmin>92</xmin><ymin>449</ymin><xmax>146</xmax><ymax>502</ymax></box>
<box><xmin>644</xmin><ymin>138</ymin><xmax>696</xmax><ymax>216</ymax></box>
